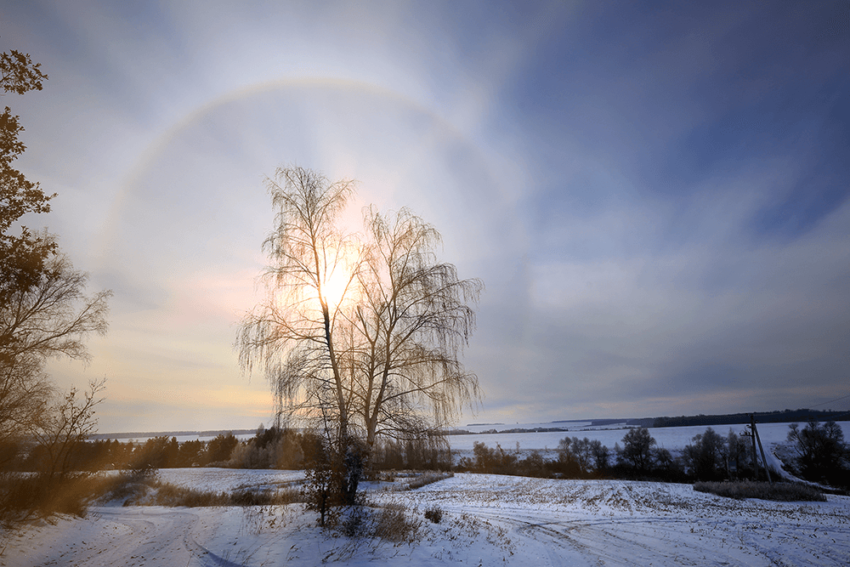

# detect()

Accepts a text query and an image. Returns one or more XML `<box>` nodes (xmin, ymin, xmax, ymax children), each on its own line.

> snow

<box><xmin>155</xmin><ymin>468</ymin><xmax>304</xmax><ymax>493</ymax></box>
<box><xmin>4</xmin><ymin>421</ymin><xmax>849</xmax><ymax>565</ymax></box>
<box><xmin>3</xmin><ymin>472</ymin><xmax>849</xmax><ymax>566</ymax></box>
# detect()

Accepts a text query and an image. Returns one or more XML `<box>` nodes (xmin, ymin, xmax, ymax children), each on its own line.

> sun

<box><xmin>320</xmin><ymin>266</ymin><xmax>352</xmax><ymax>308</ymax></box>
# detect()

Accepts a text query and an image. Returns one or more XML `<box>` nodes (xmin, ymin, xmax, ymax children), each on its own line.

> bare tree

<box><xmin>354</xmin><ymin>207</ymin><xmax>482</xmax><ymax>450</ymax></box>
<box><xmin>237</xmin><ymin>167</ymin><xmax>482</xmax><ymax>496</ymax></box>
<box><xmin>30</xmin><ymin>378</ymin><xmax>106</xmax><ymax>478</ymax></box>
<box><xmin>0</xmin><ymin>254</ymin><xmax>111</xmax><ymax>446</ymax></box>
<box><xmin>620</xmin><ymin>427</ymin><xmax>656</xmax><ymax>471</ymax></box>
<box><xmin>237</xmin><ymin>167</ymin><xmax>359</xmax><ymax>437</ymax></box>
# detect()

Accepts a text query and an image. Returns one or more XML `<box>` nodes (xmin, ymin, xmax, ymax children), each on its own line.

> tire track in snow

<box><xmin>437</xmin><ymin>502</ymin><xmax>850</xmax><ymax>567</ymax></box>
<box><xmin>92</xmin><ymin>507</ymin><xmax>202</xmax><ymax>566</ymax></box>
<box><xmin>183</xmin><ymin>534</ymin><xmax>246</xmax><ymax>567</ymax></box>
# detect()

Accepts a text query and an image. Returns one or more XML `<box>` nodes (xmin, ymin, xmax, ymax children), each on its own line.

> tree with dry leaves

<box><xmin>1</xmin><ymin>49</ymin><xmax>54</xmax><ymax>309</ymax></box>
<box><xmin>0</xmin><ymin>49</ymin><xmax>110</xmax><ymax>453</ymax></box>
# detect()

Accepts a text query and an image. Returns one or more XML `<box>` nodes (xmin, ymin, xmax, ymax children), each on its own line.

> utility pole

<box><xmin>753</xmin><ymin>419</ymin><xmax>773</xmax><ymax>485</ymax></box>
<box><xmin>748</xmin><ymin>414</ymin><xmax>773</xmax><ymax>484</ymax></box>
<box><xmin>748</xmin><ymin>414</ymin><xmax>759</xmax><ymax>480</ymax></box>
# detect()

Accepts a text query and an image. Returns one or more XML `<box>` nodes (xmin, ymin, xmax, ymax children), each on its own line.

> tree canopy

<box><xmin>1</xmin><ymin>49</ymin><xmax>54</xmax><ymax>309</ymax></box>
<box><xmin>237</xmin><ymin>167</ymin><xmax>483</xmax><ymax>464</ymax></box>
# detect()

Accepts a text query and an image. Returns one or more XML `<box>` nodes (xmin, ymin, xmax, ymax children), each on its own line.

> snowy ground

<box><xmin>3</xmin><ymin>471</ymin><xmax>849</xmax><ymax>566</ymax></box>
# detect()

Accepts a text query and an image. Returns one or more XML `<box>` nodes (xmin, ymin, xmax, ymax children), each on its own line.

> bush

<box><xmin>0</xmin><ymin>473</ymin><xmax>101</xmax><ymax>525</ymax></box>
<box><xmin>424</xmin><ymin>505</ymin><xmax>443</xmax><ymax>524</ymax></box>
<box><xmin>96</xmin><ymin>470</ymin><xmax>157</xmax><ymax>505</ymax></box>
<box><xmin>149</xmin><ymin>483</ymin><xmax>230</xmax><ymax>507</ymax></box>
<box><xmin>370</xmin><ymin>502</ymin><xmax>421</xmax><ymax>543</ymax></box>
<box><xmin>694</xmin><ymin>481</ymin><xmax>826</xmax><ymax>502</ymax></box>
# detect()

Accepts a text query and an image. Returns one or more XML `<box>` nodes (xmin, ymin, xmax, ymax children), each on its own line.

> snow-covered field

<box><xmin>3</xmin><ymin>421</ymin><xmax>849</xmax><ymax>566</ymax></box>
<box><xmin>3</xmin><ymin>471</ymin><xmax>849</xmax><ymax>566</ymax></box>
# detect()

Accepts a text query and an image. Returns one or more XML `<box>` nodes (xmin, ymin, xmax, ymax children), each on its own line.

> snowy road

<box><xmin>3</xmin><ymin>473</ymin><xmax>849</xmax><ymax>566</ymax></box>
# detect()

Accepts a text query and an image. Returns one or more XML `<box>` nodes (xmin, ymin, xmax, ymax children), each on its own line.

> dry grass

<box><xmin>0</xmin><ymin>474</ymin><xmax>96</xmax><ymax>525</ymax></box>
<box><xmin>338</xmin><ymin>502</ymin><xmax>422</xmax><ymax>543</ymax></box>
<box><xmin>87</xmin><ymin>471</ymin><xmax>307</xmax><ymax>508</ymax></box>
<box><xmin>371</xmin><ymin>502</ymin><xmax>422</xmax><ymax>542</ymax></box>
<box><xmin>0</xmin><ymin>471</ymin><xmax>306</xmax><ymax>529</ymax></box>
<box><xmin>693</xmin><ymin>481</ymin><xmax>826</xmax><ymax>502</ymax></box>
<box><xmin>137</xmin><ymin>483</ymin><xmax>306</xmax><ymax>507</ymax></box>
<box><xmin>406</xmin><ymin>471</ymin><xmax>453</xmax><ymax>490</ymax></box>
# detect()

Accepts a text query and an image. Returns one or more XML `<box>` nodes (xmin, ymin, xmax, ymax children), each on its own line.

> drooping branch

<box><xmin>238</xmin><ymin>169</ymin><xmax>483</xmax><ymax>471</ymax></box>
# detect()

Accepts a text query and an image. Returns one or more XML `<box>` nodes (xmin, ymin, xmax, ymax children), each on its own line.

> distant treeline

<box><xmin>448</xmin><ymin>418</ymin><xmax>654</xmax><ymax>436</ymax></box>
<box><xmin>653</xmin><ymin>409</ymin><xmax>849</xmax><ymax>428</ymax></box>
<box><xmin>1</xmin><ymin>426</ymin><xmax>451</xmax><ymax>474</ymax></box>
<box><xmin>89</xmin><ymin>429</ymin><xmax>257</xmax><ymax>441</ymax></box>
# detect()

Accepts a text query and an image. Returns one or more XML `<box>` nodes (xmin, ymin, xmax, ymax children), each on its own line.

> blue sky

<box><xmin>3</xmin><ymin>1</ymin><xmax>848</xmax><ymax>432</ymax></box>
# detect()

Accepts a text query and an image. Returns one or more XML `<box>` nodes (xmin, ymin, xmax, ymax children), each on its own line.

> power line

<box><xmin>808</xmin><ymin>392</ymin><xmax>850</xmax><ymax>409</ymax></box>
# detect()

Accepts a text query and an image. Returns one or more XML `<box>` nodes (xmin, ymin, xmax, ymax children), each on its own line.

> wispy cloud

<box><xmin>5</xmin><ymin>0</ymin><xmax>845</xmax><ymax>430</ymax></box>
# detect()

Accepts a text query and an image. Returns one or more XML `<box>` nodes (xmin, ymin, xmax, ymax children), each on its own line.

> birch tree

<box><xmin>237</xmin><ymin>168</ymin><xmax>482</xmax><ymax>486</ymax></box>
<box><xmin>354</xmin><ymin>207</ymin><xmax>482</xmax><ymax>450</ymax></box>
<box><xmin>237</xmin><ymin>167</ymin><xmax>359</xmax><ymax>438</ymax></box>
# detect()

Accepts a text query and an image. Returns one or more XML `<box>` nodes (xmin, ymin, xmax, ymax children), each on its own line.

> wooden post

<box><xmin>749</xmin><ymin>414</ymin><xmax>759</xmax><ymax>481</ymax></box>
<box><xmin>753</xmin><ymin>420</ymin><xmax>773</xmax><ymax>485</ymax></box>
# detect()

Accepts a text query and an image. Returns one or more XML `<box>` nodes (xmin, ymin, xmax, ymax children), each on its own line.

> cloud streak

<box><xmin>3</xmin><ymin>0</ymin><xmax>846</xmax><ymax>431</ymax></box>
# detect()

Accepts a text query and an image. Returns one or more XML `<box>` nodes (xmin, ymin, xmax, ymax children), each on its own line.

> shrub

<box><xmin>141</xmin><ymin>483</ymin><xmax>305</xmax><ymax>507</ymax></box>
<box><xmin>694</xmin><ymin>481</ymin><xmax>826</xmax><ymax>502</ymax></box>
<box><xmin>424</xmin><ymin>505</ymin><xmax>443</xmax><ymax>524</ymax></box>
<box><xmin>370</xmin><ymin>502</ymin><xmax>421</xmax><ymax>543</ymax></box>
<box><xmin>96</xmin><ymin>470</ymin><xmax>157</xmax><ymax>505</ymax></box>
<box><xmin>301</xmin><ymin>434</ymin><xmax>366</xmax><ymax>526</ymax></box>
<box><xmin>150</xmin><ymin>483</ymin><xmax>230</xmax><ymax>507</ymax></box>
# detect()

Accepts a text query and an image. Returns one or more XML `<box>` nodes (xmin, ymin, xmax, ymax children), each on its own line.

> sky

<box><xmin>2</xmin><ymin>1</ymin><xmax>849</xmax><ymax>433</ymax></box>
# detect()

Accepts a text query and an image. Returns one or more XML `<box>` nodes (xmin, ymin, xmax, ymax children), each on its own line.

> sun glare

<box><xmin>321</xmin><ymin>266</ymin><xmax>351</xmax><ymax>308</ymax></box>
